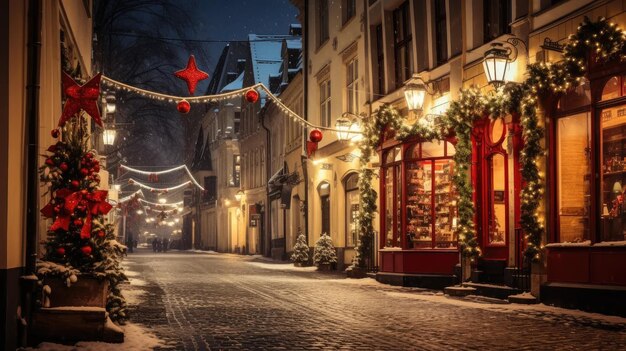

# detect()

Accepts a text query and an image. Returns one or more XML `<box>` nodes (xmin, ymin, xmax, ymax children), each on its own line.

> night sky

<box><xmin>192</xmin><ymin>0</ymin><xmax>299</xmax><ymax>92</ymax></box>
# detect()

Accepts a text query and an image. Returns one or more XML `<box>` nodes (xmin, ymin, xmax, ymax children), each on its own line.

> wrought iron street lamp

<box><xmin>404</xmin><ymin>74</ymin><xmax>437</xmax><ymax>113</ymax></box>
<box><xmin>335</xmin><ymin>116</ymin><xmax>352</xmax><ymax>141</ymax></box>
<box><xmin>235</xmin><ymin>190</ymin><xmax>244</xmax><ymax>202</ymax></box>
<box><xmin>482</xmin><ymin>43</ymin><xmax>511</xmax><ymax>89</ymax></box>
<box><xmin>482</xmin><ymin>37</ymin><xmax>527</xmax><ymax>89</ymax></box>
<box><xmin>102</xmin><ymin>126</ymin><xmax>117</xmax><ymax>146</ymax></box>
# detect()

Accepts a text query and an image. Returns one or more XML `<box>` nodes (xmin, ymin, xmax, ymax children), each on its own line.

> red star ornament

<box><xmin>174</xmin><ymin>55</ymin><xmax>209</xmax><ymax>95</ymax></box>
<box><xmin>58</xmin><ymin>72</ymin><xmax>103</xmax><ymax>127</ymax></box>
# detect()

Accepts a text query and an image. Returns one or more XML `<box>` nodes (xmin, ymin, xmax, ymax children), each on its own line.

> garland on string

<box><xmin>119</xmin><ymin>164</ymin><xmax>205</xmax><ymax>190</ymax></box>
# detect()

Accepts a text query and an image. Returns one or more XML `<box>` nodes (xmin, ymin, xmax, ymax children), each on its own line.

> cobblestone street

<box><xmin>122</xmin><ymin>249</ymin><xmax>626</xmax><ymax>350</ymax></box>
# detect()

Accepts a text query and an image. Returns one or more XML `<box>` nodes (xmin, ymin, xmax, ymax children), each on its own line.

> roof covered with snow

<box><xmin>221</xmin><ymin>72</ymin><xmax>244</xmax><ymax>92</ymax></box>
<box><xmin>248</xmin><ymin>34</ymin><xmax>287</xmax><ymax>88</ymax></box>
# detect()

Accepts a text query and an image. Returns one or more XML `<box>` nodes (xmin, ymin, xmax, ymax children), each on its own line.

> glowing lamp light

<box><xmin>335</xmin><ymin>116</ymin><xmax>352</xmax><ymax>141</ymax></box>
<box><xmin>235</xmin><ymin>190</ymin><xmax>244</xmax><ymax>202</ymax></box>
<box><xmin>482</xmin><ymin>43</ymin><xmax>511</xmax><ymax>89</ymax></box>
<box><xmin>404</xmin><ymin>75</ymin><xmax>427</xmax><ymax>112</ymax></box>
<box><xmin>102</xmin><ymin>128</ymin><xmax>117</xmax><ymax>146</ymax></box>
<box><xmin>105</xmin><ymin>94</ymin><xmax>116</xmax><ymax>114</ymax></box>
<box><xmin>174</xmin><ymin>218</ymin><xmax>180</xmax><ymax>223</ymax></box>
<box><xmin>136</xmin><ymin>209</ymin><xmax>144</xmax><ymax>215</ymax></box>
<box><xmin>158</xmin><ymin>198</ymin><xmax>167</xmax><ymax>204</ymax></box>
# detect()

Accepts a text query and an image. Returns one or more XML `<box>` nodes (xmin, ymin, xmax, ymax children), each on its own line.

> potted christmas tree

<box><xmin>313</xmin><ymin>233</ymin><xmax>337</xmax><ymax>271</ymax></box>
<box><xmin>290</xmin><ymin>228</ymin><xmax>309</xmax><ymax>267</ymax></box>
<box><xmin>33</xmin><ymin>73</ymin><xmax>127</xmax><ymax>343</ymax></box>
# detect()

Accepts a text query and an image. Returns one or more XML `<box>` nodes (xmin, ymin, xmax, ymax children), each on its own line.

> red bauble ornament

<box><xmin>174</xmin><ymin>55</ymin><xmax>209</xmax><ymax>95</ymax></box>
<box><xmin>51</xmin><ymin>129</ymin><xmax>60</xmax><ymax>138</ymax></box>
<box><xmin>73</xmin><ymin>219</ymin><xmax>83</xmax><ymax>227</ymax></box>
<box><xmin>80</xmin><ymin>230</ymin><xmax>91</xmax><ymax>240</ymax></box>
<box><xmin>45</xmin><ymin>158</ymin><xmax>55</xmax><ymax>166</ymax></box>
<box><xmin>309</xmin><ymin>129</ymin><xmax>323</xmax><ymax>143</ymax></box>
<box><xmin>59</xmin><ymin>163</ymin><xmax>69</xmax><ymax>172</ymax></box>
<box><xmin>58</xmin><ymin>72</ymin><xmax>103</xmax><ymax>127</ymax></box>
<box><xmin>97</xmin><ymin>230</ymin><xmax>106</xmax><ymax>238</ymax></box>
<box><xmin>80</xmin><ymin>168</ymin><xmax>89</xmax><ymax>176</ymax></box>
<box><xmin>177</xmin><ymin>99</ymin><xmax>191</xmax><ymax>114</ymax></box>
<box><xmin>81</xmin><ymin>246</ymin><xmax>92</xmax><ymax>256</ymax></box>
<box><xmin>245</xmin><ymin>89</ymin><xmax>259</xmax><ymax>103</ymax></box>
<box><xmin>71</xmin><ymin>180</ymin><xmax>80</xmax><ymax>189</ymax></box>
<box><xmin>56</xmin><ymin>247</ymin><xmax>65</xmax><ymax>256</ymax></box>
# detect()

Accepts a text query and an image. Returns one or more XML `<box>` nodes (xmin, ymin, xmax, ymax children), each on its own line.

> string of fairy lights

<box><xmin>100</xmin><ymin>75</ymin><xmax>361</xmax><ymax>134</ymax></box>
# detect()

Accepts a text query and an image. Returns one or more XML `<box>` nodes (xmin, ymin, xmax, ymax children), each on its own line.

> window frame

<box><xmin>393</xmin><ymin>1</ymin><xmax>413</xmax><ymax>88</ymax></box>
<box><xmin>344</xmin><ymin>173</ymin><xmax>360</xmax><ymax>248</ymax></box>
<box><xmin>320</xmin><ymin>79</ymin><xmax>332</xmax><ymax>127</ymax></box>
<box><xmin>375</xmin><ymin>23</ymin><xmax>385</xmax><ymax>95</ymax></box>
<box><xmin>317</xmin><ymin>0</ymin><xmax>330</xmax><ymax>47</ymax></box>
<box><xmin>434</xmin><ymin>0</ymin><xmax>448</xmax><ymax>66</ymax></box>
<box><xmin>483</xmin><ymin>0</ymin><xmax>511</xmax><ymax>43</ymax></box>
<box><xmin>346</xmin><ymin>57</ymin><xmax>359</xmax><ymax>114</ymax></box>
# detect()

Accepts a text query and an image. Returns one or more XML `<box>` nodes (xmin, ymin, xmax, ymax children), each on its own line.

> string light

<box><xmin>127</xmin><ymin>178</ymin><xmax>193</xmax><ymax>192</ymax></box>
<box><xmin>101</xmin><ymin>75</ymin><xmax>362</xmax><ymax>135</ymax></box>
<box><xmin>120</xmin><ymin>164</ymin><xmax>205</xmax><ymax>191</ymax></box>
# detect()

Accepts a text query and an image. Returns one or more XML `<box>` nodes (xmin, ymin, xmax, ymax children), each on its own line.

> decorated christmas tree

<box><xmin>290</xmin><ymin>229</ymin><xmax>309</xmax><ymax>265</ymax></box>
<box><xmin>313</xmin><ymin>233</ymin><xmax>337</xmax><ymax>267</ymax></box>
<box><xmin>37</xmin><ymin>73</ymin><xmax>128</xmax><ymax>323</ymax></box>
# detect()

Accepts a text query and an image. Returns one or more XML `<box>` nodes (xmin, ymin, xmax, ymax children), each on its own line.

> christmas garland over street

<box><xmin>353</xmin><ymin>17</ymin><xmax>626</xmax><ymax>267</ymax></box>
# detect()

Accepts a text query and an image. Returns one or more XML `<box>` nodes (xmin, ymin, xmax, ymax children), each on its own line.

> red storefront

<box><xmin>376</xmin><ymin>116</ymin><xmax>523</xmax><ymax>289</ymax></box>
<box><xmin>542</xmin><ymin>59</ymin><xmax>626</xmax><ymax>316</ymax></box>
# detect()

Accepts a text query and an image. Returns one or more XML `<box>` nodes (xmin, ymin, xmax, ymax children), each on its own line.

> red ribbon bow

<box><xmin>41</xmin><ymin>189</ymin><xmax>112</xmax><ymax>238</ymax></box>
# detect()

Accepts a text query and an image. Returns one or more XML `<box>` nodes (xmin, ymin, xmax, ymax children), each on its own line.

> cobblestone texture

<box><xmin>122</xmin><ymin>249</ymin><xmax>626</xmax><ymax>350</ymax></box>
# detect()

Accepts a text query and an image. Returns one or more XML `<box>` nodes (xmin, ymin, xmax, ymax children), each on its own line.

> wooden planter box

<box><xmin>32</xmin><ymin>275</ymin><xmax>124</xmax><ymax>344</ymax></box>
<box><xmin>45</xmin><ymin>275</ymin><xmax>109</xmax><ymax>308</ymax></box>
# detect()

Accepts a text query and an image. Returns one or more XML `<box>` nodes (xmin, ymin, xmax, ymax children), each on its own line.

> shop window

<box><xmin>601</xmin><ymin>96</ymin><xmax>626</xmax><ymax>242</ymax></box>
<box><xmin>558</xmin><ymin>78</ymin><xmax>591</xmax><ymax>110</ymax></box>
<box><xmin>557</xmin><ymin>112</ymin><xmax>591</xmax><ymax>243</ymax></box>
<box><xmin>318</xmin><ymin>182</ymin><xmax>331</xmax><ymax>235</ymax></box>
<box><xmin>404</xmin><ymin>142</ymin><xmax>457</xmax><ymax>249</ymax></box>
<box><xmin>383</xmin><ymin>148</ymin><xmax>402</xmax><ymax>247</ymax></box>
<box><xmin>601</xmin><ymin>76</ymin><xmax>625</xmax><ymax>101</ymax></box>
<box><xmin>487</xmin><ymin>154</ymin><xmax>506</xmax><ymax>244</ymax></box>
<box><xmin>421</xmin><ymin>141</ymin><xmax>445</xmax><ymax>158</ymax></box>
<box><xmin>345</xmin><ymin>173</ymin><xmax>359</xmax><ymax>247</ymax></box>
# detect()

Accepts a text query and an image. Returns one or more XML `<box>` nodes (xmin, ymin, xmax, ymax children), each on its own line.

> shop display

<box><xmin>405</xmin><ymin>159</ymin><xmax>457</xmax><ymax>249</ymax></box>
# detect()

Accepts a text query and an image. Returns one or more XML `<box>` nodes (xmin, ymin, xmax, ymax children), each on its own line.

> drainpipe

<box><xmin>302</xmin><ymin>0</ymin><xmax>310</xmax><ymax>246</ymax></box>
<box><xmin>24</xmin><ymin>0</ymin><xmax>42</xmax><ymax>276</ymax></box>
<box><xmin>21</xmin><ymin>0</ymin><xmax>42</xmax><ymax>346</ymax></box>
<box><xmin>260</xmin><ymin>110</ymin><xmax>272</xmax><ymax>257</ymax></box>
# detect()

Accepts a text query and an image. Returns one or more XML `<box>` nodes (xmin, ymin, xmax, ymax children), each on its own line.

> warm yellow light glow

<box><xmin>136</xmin><ymin>209</ymin><xmax>144</xmax><ymax>215</ymax></box>
<box><xmin>404</xmin><ymin>78</ymin><xmax>427</xmax><ymax>112</ymax></box>
<box><xmin>102</xmin><ymin>128</ymin><xmax>117</xmax><ymax>146</ymax></box>
<box><xmin>158</xmin><ymin>198</ymin><xmax>167</xmax><ymax>204</ymax></box>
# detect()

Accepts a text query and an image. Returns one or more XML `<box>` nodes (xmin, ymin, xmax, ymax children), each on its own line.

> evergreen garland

<box><xmin>445</xmin><ymin>87</ymin><xmax>485</xmax><ymax>259</ymax></box>
<box><xmin>353</xmin><ymin>17</ymin><xmax>626</xmax><ymax>267</ymax></box>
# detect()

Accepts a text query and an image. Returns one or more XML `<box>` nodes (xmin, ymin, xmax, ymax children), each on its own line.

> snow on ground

<box><xmin>122</xmin><ymin>288</ymin><xmax>146</xmax><ymax>305</ymax></box>
<box><xmin>24</xmin><ymin>323</ymin><xmax>165</xmax><ymax>351</ymax></box>
<box><xmin>126</xmin><ymin>277</ymin><xmax>149</xmax><ymax>286</ymax></box>
<box><xmin>245</xmin><ymin>261</ymin><xmax>318</xmax><ymax>272</ymax></box>
<box><xmin>188</xmin><ymin>249</ymin><xmax>218</xmax><ymax>254</ymax></box>
<box><xmin>383</xmin><ymin>290</ymin><xmax>626</xmax><ymax>325</ymax></box>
